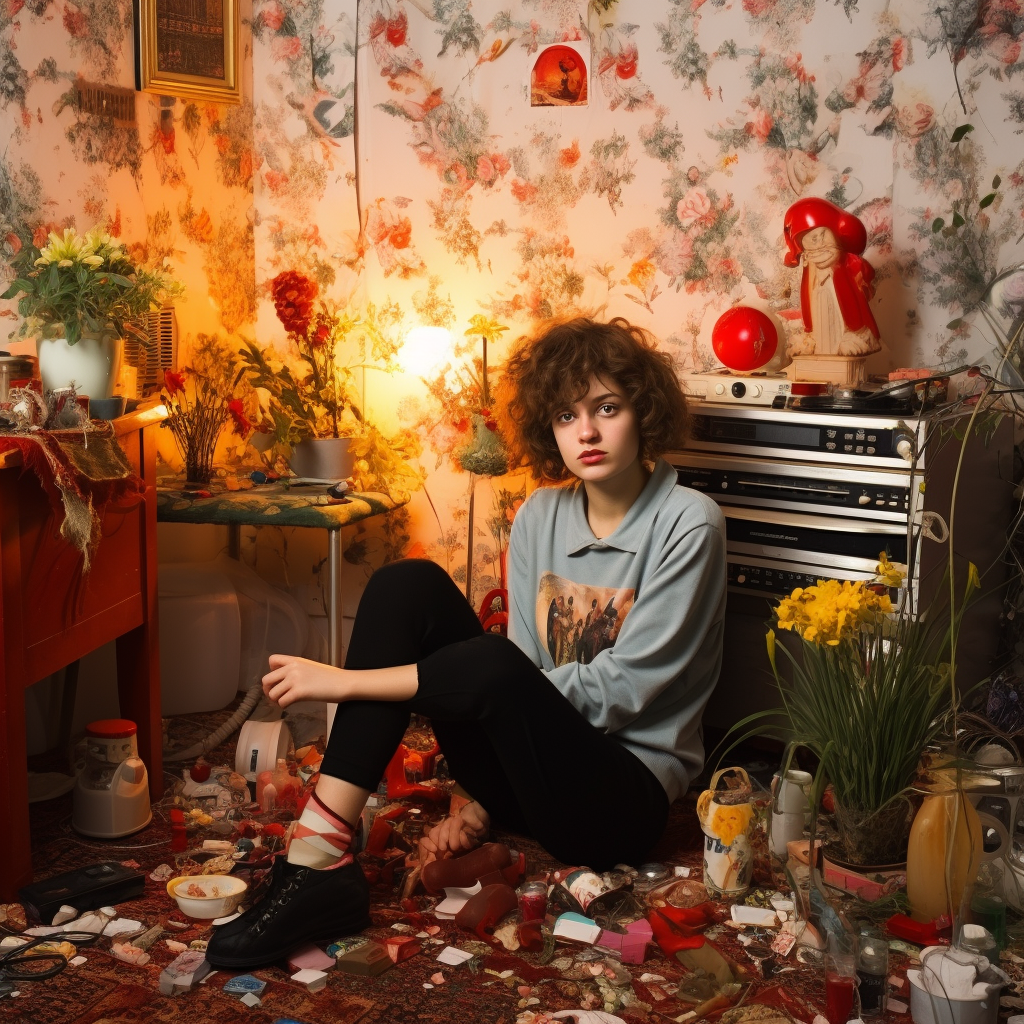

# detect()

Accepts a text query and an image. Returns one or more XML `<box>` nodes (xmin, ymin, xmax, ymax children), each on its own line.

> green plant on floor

<box><xmin>728</xmin><ymin>554</ymin><xmax>979</xmax><ymax>866</ymax></box>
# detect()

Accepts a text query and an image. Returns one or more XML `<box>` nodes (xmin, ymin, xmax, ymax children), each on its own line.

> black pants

<box><xmin>320</xmin><ymin>559</ymin><xmax>670</xmax><ymax>869</ymax></box>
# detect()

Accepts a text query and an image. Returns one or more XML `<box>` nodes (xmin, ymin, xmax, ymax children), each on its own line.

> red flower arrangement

<box><xmin>237</xmin><ymin>270</ymin><xmax>361</xmax><ymax>443</ymax></box>
<box><xmin>271</xmin><ymin>270</ymin><xmax>318</xmax><ymax>336</ymax></box>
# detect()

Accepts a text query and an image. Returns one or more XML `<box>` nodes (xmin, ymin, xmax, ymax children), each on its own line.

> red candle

<box><xmin>825</xmin><ymin>971</ymin><xmax>857</xmax><ymax>1024</ymax></box>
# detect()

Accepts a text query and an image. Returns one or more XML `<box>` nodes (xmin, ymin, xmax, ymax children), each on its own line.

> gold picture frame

<box><xmin>134</xmin><ymin>0</ymin><xmax>241</xmax><ymax>105</ymax></box>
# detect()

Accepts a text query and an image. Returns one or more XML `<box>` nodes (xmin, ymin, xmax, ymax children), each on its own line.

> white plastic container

<box><xmin>907</xmin><ymin>948</ymin><xmax>1008</xmax><ymax>1024</ymax></box>
<box><xmin>236</xmin><ymin>719</ymin><xmax>292</xmax><ymax>782</ymax></box>
<box><xmin>908</xmin><ymin>970</ymin><xmax>1000</xmax><ymax>1024</ymax></box>
<box><xmin>158</xmin><ymin>555</ymin><xmax>327</xmax><ymax>716</ymax></box>
<box><xmin>72</xmin><ymin>719</ymin><xmax>151</xmax><ymax>838</ymax></box>
<box><xmin>158</xmin><ymin>562</ymin><xmax>241</xmax><ymax>716</ymax></box>
<box><xmin>771</xmin><ymin>769</ymin><xmax>812</xmax><ymax>858</ymax></box>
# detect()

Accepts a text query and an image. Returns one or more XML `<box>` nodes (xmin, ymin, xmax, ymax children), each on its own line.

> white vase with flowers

<box><xmin>1</xmin><ymin>227</ymin><xmax>180</xmax><ymax>399</ymax></box>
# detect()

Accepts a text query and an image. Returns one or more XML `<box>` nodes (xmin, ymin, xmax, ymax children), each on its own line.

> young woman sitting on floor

<box><xmin>207</xmin><ymin>316</ymin><xmax>727</xmax><ymax>969</ymax></box>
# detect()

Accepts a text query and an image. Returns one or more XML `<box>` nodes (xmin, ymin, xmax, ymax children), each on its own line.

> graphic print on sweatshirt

<box><xmin>536</xmin><ymin>571</ymin><xmax>636</xmax><ymax>668</ymax></box>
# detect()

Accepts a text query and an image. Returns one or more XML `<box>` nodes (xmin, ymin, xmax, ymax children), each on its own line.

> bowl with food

<box><xmin>166</xmin><ymin>874</ymin><xmax>248</xmax><ymax>919</ymax></box>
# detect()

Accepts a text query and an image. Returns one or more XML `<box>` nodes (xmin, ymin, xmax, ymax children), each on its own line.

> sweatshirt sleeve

<box><xmin>544</xmin><ymin>515</ymin><xmax>726</xmax><ymax>733</ymax></box>
<box><xmin>507</xmin><ymin>502</ymin><xmax>544</xmax><ymax>668</ymax></box>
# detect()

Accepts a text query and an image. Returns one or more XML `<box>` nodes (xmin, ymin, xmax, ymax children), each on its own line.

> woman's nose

<box><xmin>578</xmin><ymin>416</ymin><xmax>598</xmax><ymax>441</ymax></box>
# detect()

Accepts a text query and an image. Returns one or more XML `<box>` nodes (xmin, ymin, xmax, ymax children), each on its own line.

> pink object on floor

<box><xmin>287</xmin><ymin>942</ymin><xmax>335</xmax><ymax>972</ymax></box>
<box><xmin>598</xmin><ymin>918</ymin><xmax>653</xmax><ymax>963</ymax></box>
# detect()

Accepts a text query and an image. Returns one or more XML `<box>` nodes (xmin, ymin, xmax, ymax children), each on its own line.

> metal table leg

<box><xmin>228</xmin><ymin>522</ymin><xmax>241</xmax><ymax>561</ymax></box>
<box><xmin>328</xmin><ymin>527</ymin><xmax>344</xmax><ymax>668</ymax></box>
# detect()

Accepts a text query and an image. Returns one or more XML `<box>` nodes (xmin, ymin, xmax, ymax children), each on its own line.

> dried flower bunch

<box><xmin>161</xmin><ymin>335</ymin><xmax>251</xmax><ymax>485</ymax></box>
<box><xmin>1</xmin><ymin>227</ymin><xmax>180</xmax><ymax>346</ymax></box>
<box><xmin>236</xmin><ymin>270</ymin><xmax>361</xmax><ymax>444</ymax></box>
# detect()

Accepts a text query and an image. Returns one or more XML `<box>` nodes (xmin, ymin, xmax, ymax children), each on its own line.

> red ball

<box><xmin>712</xmin><ymin>306</ymin><xmax>778</xmax><ymax>372</ymax></box>
<box><xmin>189</xmin><ymin>759</ymin><xmax>211</xmax><ymax>783</ymax></box>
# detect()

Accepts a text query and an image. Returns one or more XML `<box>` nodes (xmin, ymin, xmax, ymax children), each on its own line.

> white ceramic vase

<box><xmin>289</xmin><ymin>437</ymin><xmax>355</xmax><ymax>481</ymax></box>
<box><xmin>36</xmin><ymin>332</ymin><xmax>122</xmax><ymax>400</ymax></box>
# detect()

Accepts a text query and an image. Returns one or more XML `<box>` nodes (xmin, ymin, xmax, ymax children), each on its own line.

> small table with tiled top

<box><xmin>155</xmin><ymin>484</ymin><xmax>409</xmax><ymax>667</ymax></box>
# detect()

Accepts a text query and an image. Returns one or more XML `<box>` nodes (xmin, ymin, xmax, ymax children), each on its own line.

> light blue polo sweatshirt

<box><xmin>508</xmin><ymin>458</ymin><xmax>727</xmax><ymax>804</ymax></box>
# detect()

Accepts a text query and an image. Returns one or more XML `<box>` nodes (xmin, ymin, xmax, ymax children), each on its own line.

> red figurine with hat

<box><xmin>783</xmin><ymin>197</ymin><xmax>881</xmax><ymax>360</ymax></box>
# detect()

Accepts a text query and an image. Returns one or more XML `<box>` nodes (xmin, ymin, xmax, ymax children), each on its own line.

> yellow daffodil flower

<box><xmin>875</xmin><ymin>552</ymin><xmax>906</xmax><ymax>587</ymax></box>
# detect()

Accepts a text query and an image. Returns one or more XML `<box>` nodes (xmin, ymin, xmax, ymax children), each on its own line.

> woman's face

<box><xmin>551</xmin><ymin>375</ymin><xmax>641</xmax><ymax>487</ymax></box>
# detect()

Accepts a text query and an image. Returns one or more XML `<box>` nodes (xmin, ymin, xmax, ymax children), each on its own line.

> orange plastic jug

<box><xmin>906</xmin><ymin>789</ymin><xmax>982</xmax><ymax>923</ymax></box>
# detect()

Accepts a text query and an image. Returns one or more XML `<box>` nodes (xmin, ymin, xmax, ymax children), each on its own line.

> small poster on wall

<box><xmin>530</xmin><ymin>44</ymin><xmax>588</xmax><ymax>107</ymax></box>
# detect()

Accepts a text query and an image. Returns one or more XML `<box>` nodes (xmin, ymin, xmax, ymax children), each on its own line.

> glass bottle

<box><xmin>857</xmin><ymin>932</ymin><xmax>889</xmax><ymax>1018</ymax></box>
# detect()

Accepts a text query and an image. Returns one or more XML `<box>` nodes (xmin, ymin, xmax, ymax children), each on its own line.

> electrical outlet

<box><xmin>290</xmin><ymin>583</ymin><xmax>325</xmax><ymax>617</ymax></box>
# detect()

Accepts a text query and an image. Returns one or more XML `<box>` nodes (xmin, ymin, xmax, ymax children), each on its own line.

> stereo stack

<box><xmin>671</xmin><ymin>397</ymin><xmax>1015</xmax><ymax>730</ymax></box>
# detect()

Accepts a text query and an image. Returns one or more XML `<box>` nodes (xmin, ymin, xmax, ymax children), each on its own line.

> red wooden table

<box><xmin>0</xmin><ymin>405</ymin><xmax>164</xmax><ymax>899</ymax></box>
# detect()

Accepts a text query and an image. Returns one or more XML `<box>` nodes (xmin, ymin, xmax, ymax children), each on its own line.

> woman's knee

<box><xmin>454</xmin><ymin>634</ymin><xmax>536</xmax><ymax>705</ymax></box>
<box><xmin>368</xmin><ymin>558</ymin><xmax>450</xmax><ymax>592</ymax></box>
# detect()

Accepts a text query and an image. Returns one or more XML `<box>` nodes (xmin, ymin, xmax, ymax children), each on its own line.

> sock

<box><xmin>286</xmin><ymin>791</ymin><xmax>356</xmax><ymax>870</ymax></box>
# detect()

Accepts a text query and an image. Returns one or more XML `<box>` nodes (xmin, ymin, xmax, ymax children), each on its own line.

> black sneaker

<box><xmin>206</xmin><ymin>858</ymin><xmax>371</xmax><ymax>969</ymax></box>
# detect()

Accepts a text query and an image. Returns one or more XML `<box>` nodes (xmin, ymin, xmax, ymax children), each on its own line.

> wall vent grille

<box><xmin>124</xmin><ymin>306</ymin><xmax>177</xmax><ymax>397</ymax></box>
<box><xmin>74</xmin><ymin>79</ymin><xmax>136</xmax><ymax>127</ymax></box>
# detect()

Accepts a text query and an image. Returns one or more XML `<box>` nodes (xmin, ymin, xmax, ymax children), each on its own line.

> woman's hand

<box><xmin>262</xmin><ymin>655</ymin><xmax>349</xmax><ymax>707</ymax></box>
<box><xmin>418</xmin><ymin>800</ymin><xmax>490</xmax><ymax>867</ymax></box>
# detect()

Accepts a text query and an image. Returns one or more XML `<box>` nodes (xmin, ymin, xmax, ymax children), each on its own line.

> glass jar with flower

<box><xmin>736</xmin><ymin>554</ymin><xmax>978</xmax><ymax>867</ymax></box>
<box><xmin>1</xmin><ymin>227</ymin><xmax>181</xmax><ymax>399</ymax></box>
<box><xmin>160</xmin><ymin>335</ymin><xmax>253</xmax><ymax>487</ymax></box>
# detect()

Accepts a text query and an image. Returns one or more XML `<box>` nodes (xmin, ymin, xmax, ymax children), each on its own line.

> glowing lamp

<box><xmin>401</xmin><ymin>326</ymin><xmax>452</xmax><ymax>376</ymax></box>
<box><xmin>711</xmin><ymin>307</ymin><xmax>778</xmax><ymax>372</ymax></box>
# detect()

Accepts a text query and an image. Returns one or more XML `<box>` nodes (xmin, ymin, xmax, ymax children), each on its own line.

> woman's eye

<box><xmin>599</xmin><ymin>404</ymin><xmax>618</xmax><ymax>415</ymax></box>
<box><xmin>555</xmin><ymin>411</ymin><xmax>574</xmax><ymax>424</ymax></box>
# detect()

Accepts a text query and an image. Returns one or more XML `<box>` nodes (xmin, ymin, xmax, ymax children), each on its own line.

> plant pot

<box><xmin>289</xmin><ymin>436</ymin><xmax>354</xmax><ymax>481</ymax></box>
<box><xmin>831</xmin><ymin>795</ymin><xmax>915</xmax><ymax>867</ymax></box>
<box><xmin>36</xmin><ymin>332</ymin><xmax>122</xmax><ymax>400</ymax></box>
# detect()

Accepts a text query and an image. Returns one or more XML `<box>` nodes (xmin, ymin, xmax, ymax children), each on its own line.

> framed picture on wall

<box><xmin>134</xmin><ymin>0</ymin><xmax>241</xmax><ymax>104</ymax></box>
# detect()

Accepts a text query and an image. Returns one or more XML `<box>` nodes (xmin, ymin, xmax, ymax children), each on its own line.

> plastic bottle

<box><xmin>959</xmin><ymin>924</ymin><xmax>998</xmax><ymax>958</ymax></box>
<box><xmin>770</xmin><ymin>769</ymin><xmax>812</xmax><ymax>858</ymax></box>
<box><xmin>271</xmin><ymin>758</ymin><xmax>300</xmax><ymax>809</ymax></box>
<box><xmin>906</xmin><ymin>790</ymin><xmax>983</xmax><ymax>923</ymax></box>
<box><xmin>261</xmin><ymin>782</ymin><xmax>277</xmax><ymax>813</ymax></box>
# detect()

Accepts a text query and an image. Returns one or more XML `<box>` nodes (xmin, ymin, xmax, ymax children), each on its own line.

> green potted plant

<box><xmin>1</xmin><ymin>227</ymin><xmax>180</xmax><ymax>399</ymax></box>
<box><xmin>238</xmin><ymin>271</ymin><xmax>424</xmax><ymax>499</ymax></box>
<box><xmin>735</xmin><ymin>556</ymin><xmax>976</xmax><ymax>867</ymax></box>
<box><xmin>236</xmin><ymin>270</ymin><xmax>364</xmax><ymax>481</ymax></box>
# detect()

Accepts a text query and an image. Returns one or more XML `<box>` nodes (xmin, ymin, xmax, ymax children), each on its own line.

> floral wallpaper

<box><xmin>2</xmin><ymin>0</ymin><xmax>1024</xmax><ymax>612</ymax></box>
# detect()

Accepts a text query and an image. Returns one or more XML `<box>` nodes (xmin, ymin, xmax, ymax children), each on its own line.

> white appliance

<box><xmin>235</xmin><ymin>719</ymin><xmax>293</xmax><ymax>783</ymax></box>
<box><xmin>73</xmin><ymin>719</ymin><xmax>151</xmax><ymax>838</ymax></box>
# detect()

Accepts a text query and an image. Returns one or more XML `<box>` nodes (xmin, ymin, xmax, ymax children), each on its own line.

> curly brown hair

<box><xmin>496</xmin><ymin>316</ymin><xmax>689</xmax><ymax>482</ymax></box>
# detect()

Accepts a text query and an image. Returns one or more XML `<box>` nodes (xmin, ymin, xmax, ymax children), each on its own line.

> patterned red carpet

<box><xmin>0</xmin><ymin>721</ymin><xmax>916</xmax><ymax>1024</ymax></box>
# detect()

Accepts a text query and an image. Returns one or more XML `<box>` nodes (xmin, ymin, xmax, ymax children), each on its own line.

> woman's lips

<box><xmin>579</xmin><ymin>450</ymin><xmax>606</xmax><ymax>464</ymax></box>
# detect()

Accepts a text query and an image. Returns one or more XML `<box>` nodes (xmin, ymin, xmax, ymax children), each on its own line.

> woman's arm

<box><xmin>507</xmin><ymin>505</ymin><xmax>545</xmax><ymax>666</ymax></box>
<box><xmin>262</xmin><ymin>655</ymin><xmax>418</xmax><ymax>708</ymax></box>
